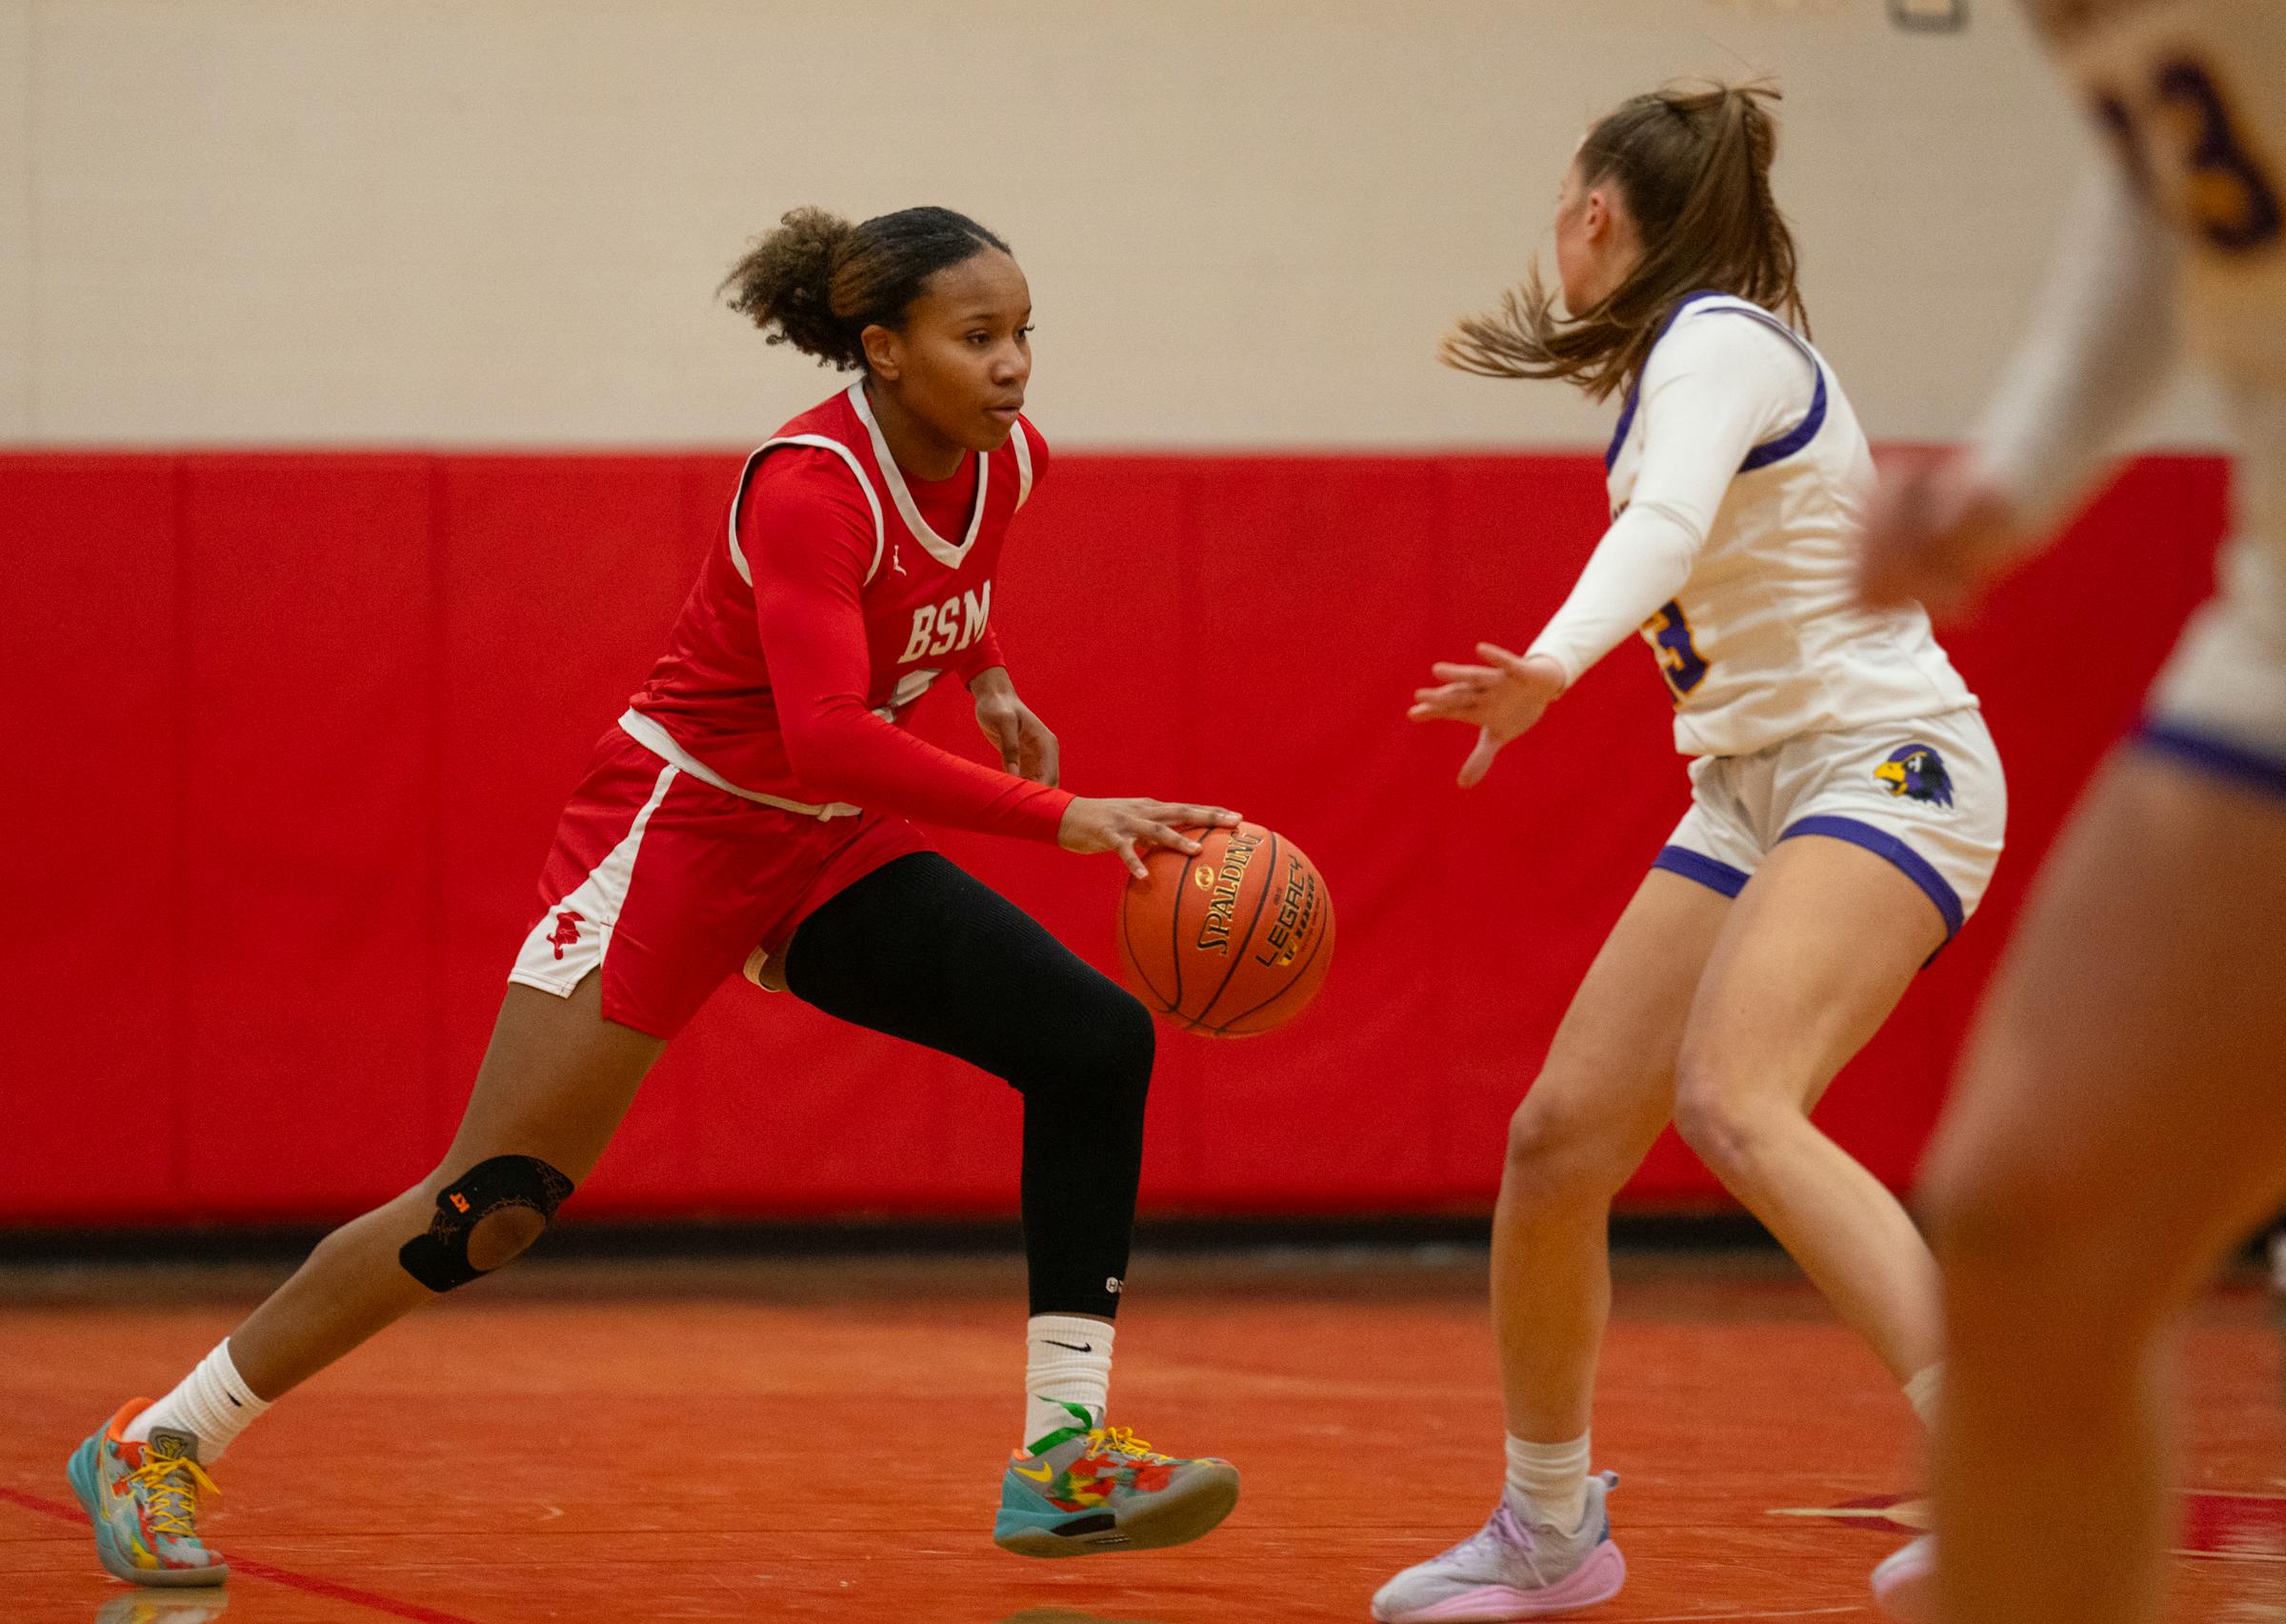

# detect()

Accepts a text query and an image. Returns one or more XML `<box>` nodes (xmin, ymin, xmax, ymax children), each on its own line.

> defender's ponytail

<box><xmin>1443</xmin><ymin>81</ymin><xmax>1805</xmax><ymax>401</ymax></box>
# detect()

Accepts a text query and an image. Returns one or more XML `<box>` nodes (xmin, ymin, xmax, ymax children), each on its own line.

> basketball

<box><xmin>1115</xmin><ymin>821</ymin><xmax>1335</xmax><ymax>1036</ymax></box>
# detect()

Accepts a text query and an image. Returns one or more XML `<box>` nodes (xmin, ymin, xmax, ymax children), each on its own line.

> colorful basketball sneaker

<box><xmin>993</xmin><ymin>1403</ymin><xmax>1240</xmax><ymax>1557</ymax></box>
<box><xmin>68</xmin><ymin>1399</ymin><xmax>228</xmax><ymax>1587</ymax></box>
<box><xmin>1871</xmin><ymin>1534</ymin><xmax>1935</xmax><ymax>1621</ymax></box>
<box><xmin>1372</xmin><ymin>1472</ymin><xmax>1624</xmax><ymax>1622</ymax></box>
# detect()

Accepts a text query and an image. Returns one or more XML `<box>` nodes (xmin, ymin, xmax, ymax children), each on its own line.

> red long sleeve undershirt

<box><xmin>744</xmin><ymin>460</ymin><xmax>1073</xmax><ymax>842</ymax></box>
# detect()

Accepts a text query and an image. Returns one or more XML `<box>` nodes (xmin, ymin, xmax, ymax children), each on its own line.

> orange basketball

<box><xmin>1115</xmin><ymin>821</ymin><xmax>1335</xmax><ymax>1037</ymax></box>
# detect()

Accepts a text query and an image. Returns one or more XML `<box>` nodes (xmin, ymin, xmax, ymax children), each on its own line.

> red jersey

<box><xmin>624</xmin><ymin>380</ymin><xmax>1072</xmax><ymax>841</ymax></box>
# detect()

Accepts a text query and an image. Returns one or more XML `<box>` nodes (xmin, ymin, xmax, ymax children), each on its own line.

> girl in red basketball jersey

<box><xmin>69</xmin><ymin>207</ymin><xmax>1243</xmax><ymax>1588</ymax></box>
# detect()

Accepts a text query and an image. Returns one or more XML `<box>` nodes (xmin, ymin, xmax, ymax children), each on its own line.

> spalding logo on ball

<box><xmin>1116</xmin><ymin>821</ymin><xmax>1334</xmax><ymax>1036</ymax></box>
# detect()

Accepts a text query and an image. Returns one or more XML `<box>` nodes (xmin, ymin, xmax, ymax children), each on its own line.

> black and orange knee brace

<box><xmin>397</xmin><ymin>1155</ymin><xmax>574</xmax><ymax>1293</ymax></box>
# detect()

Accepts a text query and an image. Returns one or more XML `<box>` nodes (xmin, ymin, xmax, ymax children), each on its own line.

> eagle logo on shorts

<box><xmin>548</xmin><ymin>910</ymin><xmax>585</xmax><ymax>960</ymax></box>
<box><xmin>1875</xmin><ymin>744</ymin><xmax>1953</xmax><ymax>808</ymax></box>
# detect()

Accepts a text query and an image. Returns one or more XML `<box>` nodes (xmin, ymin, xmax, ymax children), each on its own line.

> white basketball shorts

<box><xmin>1654</xmin><ymin>706</ymin><xmax>2007</xmax><ymax>944</ymax></box>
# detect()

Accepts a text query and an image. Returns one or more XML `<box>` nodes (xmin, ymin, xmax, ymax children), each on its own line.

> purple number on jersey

<box><xmin>1645</xmin><ymin>600</ymin><xmax>1710</xmax><ymax>700</ymax></box>
<box><xmin>2098</xmin><ymin>57</ymin><xmax>2283</xmax><ymax>254</ymax></box>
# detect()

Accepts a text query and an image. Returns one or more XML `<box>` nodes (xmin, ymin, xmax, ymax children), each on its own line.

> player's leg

<box><xmin>1372</xmin><ymin>867</ymin><xmax>1732</xmax><ymax>1624</ymax></box>
<box><xmin>1667</xmin><ymin>832</ymin><xmax>1946</xmax><ymax>1382</ymax></box>
<box><xmin>230</xmin><ymin>975</ymin><xmax>664</xmax><ymax>1394</ymax></box>
<box><xmin>71</xmin><ymin>739</ymin><xmax>704</xmax><ymax>1586</ymax></box>
<box><xmin>1671</xmin><ymin>709</ymin><xmax>2006</xmax><ymax>1394</ymax></box>
<box><xmin>780</xmin><ymin>851</ymin><xmax>1236</xmax><ymax>1558</ymax></box>
<box><xmin>69</xmin><ymin>974</ymin><xmax>664</xmax><ymax>1587</ymax></box>
<box><xmin>1910</xmin><ymin>750</ymin><xmax>2286</xmax><ymax>1624</ymax></box>
<box><xmin>1494</xmin><ymin>869</ymin><xmax>1734</xmax><ymax>1442</ymax></box>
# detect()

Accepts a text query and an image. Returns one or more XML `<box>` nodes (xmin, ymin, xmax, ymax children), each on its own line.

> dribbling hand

<box><xmin>1855</xmin><ymin>451</ymin><xmax>2036</xmax><ymax>621</ymax></box>
<box><xmin>1409</xmin><ymin>643</ymin><xmax>1568</xmax><ymax>788</ymax></box>
<box><xmin>1059</xmin><ymin>798</ymin><xmax>1243</xmax><ymax>879</ymax></box>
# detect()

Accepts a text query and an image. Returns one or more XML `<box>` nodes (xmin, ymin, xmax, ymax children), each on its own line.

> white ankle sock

<box><xmin>1505</xmin><ymin>1432</ymin><xmax>1592</xmax><ymax>1534</ymax></box>
<box><xmin>1905</xmin><ymin>1362</ymin><xmax>1943</xmax><ymax>1429</ymax></box>
<box><xmin>1023</xmin><ymin>1315</ymin><xmax>1113</xmax><ymax>1450</ymax></box>
<box><xmin>124</xmin><ymin>1339</ymin><xmax>271</xmax><ymax>1462</ymax></box>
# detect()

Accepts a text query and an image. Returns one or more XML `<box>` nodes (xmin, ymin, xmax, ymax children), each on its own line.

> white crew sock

<box><xmin>123</xmin><ymin>1339</ymin><xmax>271</xmax><ymax>1461</ymax></box>
<box><xmin>1022</xmin><ymin>1315</ymin><xmax>1114</xmax><ymax>1451</ymax></box>
<box><xmin>1905</xmin><ymin>1362</ymin><xmax>1943</xmax><ymax>1429</ymax></box>
<box><xmin>1505</xmin><ymin>1431</ymin><xmax>1592</xmax><ymax>1534</ymax></box>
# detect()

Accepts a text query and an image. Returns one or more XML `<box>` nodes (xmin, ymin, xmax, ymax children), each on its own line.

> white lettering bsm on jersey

<box><xmin>899</xmin><ymin>582</ymin><xmax>992</xmax><ymax>663</ymax></box>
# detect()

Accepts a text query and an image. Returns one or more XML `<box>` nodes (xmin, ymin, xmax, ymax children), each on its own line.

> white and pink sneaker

<box><xmin>1372</xmin><ymin>1472</ymin><xmax>1624</xmax><ymax>1622</ymax></box>
<box><xmin>1872</xmin><ymin>1534</ymin><xmax>1935</xmax><ymax>1621</ymax></box>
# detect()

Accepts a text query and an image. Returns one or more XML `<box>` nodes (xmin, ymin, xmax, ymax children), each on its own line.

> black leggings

<box><xmin>783</xmin><ymin>852</ymin><xmax>1153</xmax><ymax>1318</ymax></box>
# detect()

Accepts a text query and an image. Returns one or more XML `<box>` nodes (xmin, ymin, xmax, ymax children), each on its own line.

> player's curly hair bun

<box><xmin>722</xmin><ymin>207</ymin><xmax>858</xmax><ymax>367</ymax></box>
<box><xmin>722</xmin><ymin>205</ymin><xmax>1012</xmax><ymax>372</ymax></box>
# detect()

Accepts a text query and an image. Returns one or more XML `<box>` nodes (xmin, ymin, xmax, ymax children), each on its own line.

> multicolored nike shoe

<box><xmin>993</xmin><ymin>1402</ymin><xmax>1240</xmax><ymax>1557</ymax></box>
<box><xmin>1372</xmin><ymin>1473</ymin><xmax>1624</xmax><ymax>1622</ymax></box>
<box><xmin>68</xmin><ymin>1399</ymin><xmax>228</xmax><ymax>1587</ymax></box>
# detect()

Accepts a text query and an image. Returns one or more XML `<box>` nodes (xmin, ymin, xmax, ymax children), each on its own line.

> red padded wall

<box><xmin>4</xmin><ymin>458</ymin><xmax>180</xmax><ymax>1219</ymax></box>
<box><xmin>0</xmin><ymin>450</ymin><xmax>2226</xmax><ymax>1223</ymax></box>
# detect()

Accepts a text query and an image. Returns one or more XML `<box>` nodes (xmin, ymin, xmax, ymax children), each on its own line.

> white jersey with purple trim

<box><xmin>2013</xmin><ymin>0</ymin><xmax>2286</xmax><ymax>769</ymax></box>
<box><xmin>1597</xmin><ymin>292</ymin><xmax>1978</xmax><ymax>758</ymax></box>
<box><xmin>2026</xmin><ymin>0</ymin><xmax>2286</xmax><ymax>386</ymax></box>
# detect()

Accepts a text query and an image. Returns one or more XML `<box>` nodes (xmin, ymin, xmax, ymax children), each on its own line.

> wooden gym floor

<box><xmin>4</xmin><ymin>1249</ymin><xmax>2279</xmax><ymax>1623</ymax></box>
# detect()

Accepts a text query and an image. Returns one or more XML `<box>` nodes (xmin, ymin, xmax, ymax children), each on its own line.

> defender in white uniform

<box><xmin>1856</xmin><ymin>5</ymin><xmax>2286</xmax><ymax>1622</ymax></box>
<box><xmin>1894</xmin><ymin>0</ymin><xmax>2286</xmax><ymax>775</ymax></box>
<box><xmin>1378</xmin><ymin>82</ymin><xmax>1997</xmax><ymax>1624</ymax></box>
<box><xmin>1543</xmin><ymin>289</ymin><xmax>2005</xmax><ymax>937</ymax></box>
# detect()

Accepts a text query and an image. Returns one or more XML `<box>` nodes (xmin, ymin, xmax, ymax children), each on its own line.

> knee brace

<box><xmin>397</xmin><ymin>1154</ymin><xmax>573</xmax><ymax>1293</ymax></box>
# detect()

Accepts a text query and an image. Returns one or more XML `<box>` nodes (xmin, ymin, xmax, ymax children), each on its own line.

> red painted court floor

<box><xmin>4</xmin><ymin>1250</ymin><xmax>2280</xmax><ymax>1623</ymax></box>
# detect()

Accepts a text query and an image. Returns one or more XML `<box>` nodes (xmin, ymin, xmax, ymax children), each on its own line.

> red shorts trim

<box><xmin>508</xmin><ymin>729</ymin><xmax>932</xmax><ymax>1038</ymax></box>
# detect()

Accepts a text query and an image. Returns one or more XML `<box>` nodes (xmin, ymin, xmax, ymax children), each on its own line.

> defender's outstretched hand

<box><xmin>1409</xmin><ymin>643</ymin><xmax>1568</xmax><ymax>788</ymax></box>
<box><xmin>1059</xmin><ymin>798</ymin><xmax>1243</xmax><ymax>879</ymax></box>
<box><xmin>1855</xmin><ymin>451</ymin><xmax>2038</xmax><ymax>621</ymax></box>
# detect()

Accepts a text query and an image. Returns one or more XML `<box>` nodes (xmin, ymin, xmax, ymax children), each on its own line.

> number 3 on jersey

<box><xmin>2097</xmin><ymin>58</ymin><xmax>2283</xmax><ymax>253</ymax></box>
<box><xmin>1644</xmin><ymin>600</ymin><xmax>1710</xmax><ymax>701</ymax></box>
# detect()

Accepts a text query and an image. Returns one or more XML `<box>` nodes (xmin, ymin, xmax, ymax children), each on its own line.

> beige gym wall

<box><xmin>0</xmin><ymin>0</ymin><xmax>2224</xmax><ymax>448</ymax></box>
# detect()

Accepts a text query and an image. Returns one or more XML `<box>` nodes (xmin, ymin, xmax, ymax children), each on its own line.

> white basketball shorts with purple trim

<box><xmin>1653</xmin><ymin>706</ymin><xmax>2007</xmax><ymax>946</ymax></box>
<box><xmin>2136</xmin><ymin>540</ymin><xmax>2286</xmax><ymax>801</ymax></box>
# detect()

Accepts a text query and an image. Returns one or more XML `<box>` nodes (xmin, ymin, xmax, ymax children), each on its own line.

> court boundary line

<box><xmin>0</xmin><ymin>1485</ymin><xmax>485</xmax><ymax>1624</ymax></box>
